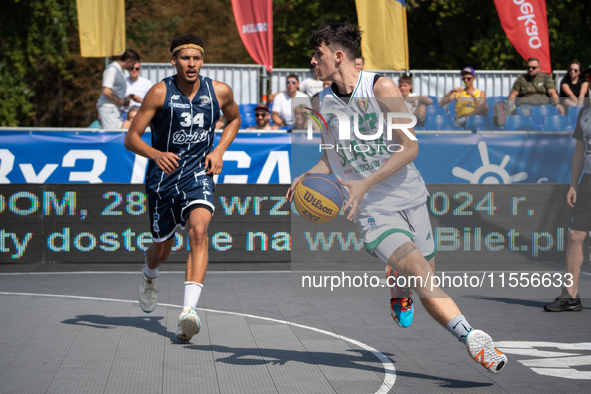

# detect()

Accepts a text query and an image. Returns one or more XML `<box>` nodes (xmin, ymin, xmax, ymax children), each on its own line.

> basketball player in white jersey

<box><xmin>287</xmin><ymin>23</ymin><xmax>507</xmax><ymax>374</ymax></box>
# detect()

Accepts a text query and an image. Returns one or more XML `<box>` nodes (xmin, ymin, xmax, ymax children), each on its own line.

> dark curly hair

<box><xmin>170</xmin><ymin>34</ymin><xmax>205</xmax><ymax>55</ymax></box>
<box><xmin>309</xmin><ymin>23</ymin><xmax>362</xmax><ymax>61</ymax></box>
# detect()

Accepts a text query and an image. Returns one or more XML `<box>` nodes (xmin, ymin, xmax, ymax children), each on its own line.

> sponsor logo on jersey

<box><xmin>171</xmin><ymin>95</ymin><xmax>180</xmax><ymax>100</ymax></box>
<box><xmin>168</xmin><ymin>102</ymin><xmax>190</xmax><ymax>108</ymax></box>
<box><xmin>368</xmin><ymin>217</ymin><xmax>377</xmax><ymax>230</ymax></box>
<box><xmin>353</xmin><ymin>159</ymin><xmax>381</xmax><ymax>173</ymax></box>
<box><xmin>357</xmin><ymin>99</ymin><xmax>369</xmax><ymax>112</ymax></box>
<box><xmin>199</xmin><ymin>95</ymin><xmax>211</xmax><ymax>106</ymax></box>
<box><xmin>201</xmin><ymin>178</ymin><xmax>212</xmax><ymax>189</ymax></box>
<box><xmin>172</xmin><ymin>130</ymin><xmax>209</xmax><ymax>144</ymax></box>
<box><xmin>153</xmin><ymin>213</ymin><xmax>160</xmax><ymax>232</ymax></box>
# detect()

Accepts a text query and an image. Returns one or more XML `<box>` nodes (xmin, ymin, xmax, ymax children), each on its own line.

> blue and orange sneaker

<box><xmin>385</xmin><ymin>265</ymin><xmax>414</xmax><ymax>328</ymax></box>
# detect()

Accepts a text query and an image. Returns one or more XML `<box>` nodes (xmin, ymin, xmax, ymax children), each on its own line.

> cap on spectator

<box><xmin>255</xmin><ymin>104</ymin><xmax>270</xmax><ymax>113</ymax></box>
<box><xmin>461</xmin><ymin>67</ymin><xmax>476</xmax><ymax>77</ymax></box>
<box><xmin>583</xmin><ymin>65</ymin><xmax>591</xmax><ymax>76</ymax></box>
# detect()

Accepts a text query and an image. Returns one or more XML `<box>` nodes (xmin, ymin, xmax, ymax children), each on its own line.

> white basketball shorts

<box><xmin>356</xmin><ymin>203</ymin><xmax>435</xmax><ymax>264</ymax></box>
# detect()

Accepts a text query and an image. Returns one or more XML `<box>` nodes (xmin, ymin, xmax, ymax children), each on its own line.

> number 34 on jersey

<box><xmin>180</xmin><ymin>112</ymin><xmax>205</xmax><ymax>128</ymax></box>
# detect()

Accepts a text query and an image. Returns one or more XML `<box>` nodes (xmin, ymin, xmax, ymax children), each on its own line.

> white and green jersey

<box><xmin>318</xmin><ymin>71</ymin><xmax>428</xmax><ymax>218</ymax></box>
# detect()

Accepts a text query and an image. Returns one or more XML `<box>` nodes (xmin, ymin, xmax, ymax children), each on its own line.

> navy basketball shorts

<box><xmin>147</xmin><ymin>174</ymin><xmax>215</xmax><ymax>242</ymax></box>
<box><xmin>571</xmin><ymin>173</ymin><xmax>591</xmax><ymax>232</ymax></box>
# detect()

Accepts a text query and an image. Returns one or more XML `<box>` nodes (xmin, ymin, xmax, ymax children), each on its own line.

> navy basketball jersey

<box><xmin>147</xmin><ymin>75</ymin><xmax>221</xmax><ymax>198</ymax></box>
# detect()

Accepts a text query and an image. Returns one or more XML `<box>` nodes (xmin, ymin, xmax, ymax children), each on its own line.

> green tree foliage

<box><xmin>0</xmin><ymin>0</ymin><xmax>251</xmax><ymax>127</ymax></box>
<box><xmin>272</xmin><ymin>0</ymin><xmax>590</xmax><ymax>70</ymax></box>
<box><xmin>0</xmin><ymin>0</ymin><xmax>76</xmax><ymax>126</ymax></box>
<box><xmin>273</xmin><ymin>0</ymin><xmax>358</xmax><ymax>68</ymax></box>
<box><xmin>125</xmin><ymin>0</ymin><xmax>251</xmax><ymax>64</ymax></box>
<box><xmin>1</xmin><ymin>0</ymin><xmax>588</xmax><ymax>127</ymax></box>
<box><xmin>405</xmin><ymin>0</ymin><xmax>591</xmax><ymax>71</ymax></box>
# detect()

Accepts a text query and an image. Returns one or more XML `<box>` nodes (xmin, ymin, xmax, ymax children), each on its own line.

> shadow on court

<box><xmin>60</xmin><ymin>314</ymin><xmax>490</xmax><ymax>387</ymax></box>
<box><xmin>61</xmin><ymin>314</ymin><xmax>177</xmax><ymax>341</ymax></box>
<box><xmin>466</xmin><ymin>296</ymin><xmax>591</xmax><ymax>310</ymax></box>
<box><xmin>394</xmin><ymin>370</ymin><xmax>493</xmax><ymax>389</ymax></box>
<box><xmin>189</xmin><ymin>344</ymin><xmax>492</xmax><ymax>389</ymax></box>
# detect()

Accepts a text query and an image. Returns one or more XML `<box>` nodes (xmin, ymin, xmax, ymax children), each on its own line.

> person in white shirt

<box><xmin>398</xmin><ymin>74</ymin><xmax>432</xmax><ymax>126</ymax></box>
<box><xmin>96</xmin><ymin>49</ymin><xmax>140</xmax><ymax>128</ymax></box>
<box><xmin>126</xmin><ymin>62</ymin><xmax>153</xmax><ymax>111</ymax></box>
<box><xmin>299</xmin><ymin>69</ymin><xmax>324</xmax><ymax>97</ymax></box>
<box><xmin>271</xmin><ymin>74</ymin><xmax>312</xmax><ymax>127</ymax></box>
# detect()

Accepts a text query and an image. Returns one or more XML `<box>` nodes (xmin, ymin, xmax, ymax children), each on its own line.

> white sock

<box><xmin>445</xmin><ymin>315</ymin><xmax>473</xmax><ymax>344</ymax></box>
<box><xmin>144</xmin><ymin>259</ymin><xmax>159</xmax><ymax>279</ymax></box>
<box><xmin>183</xmin><ymin>282</ymin><xmax>203</xmax><ymax>308</ymax></box>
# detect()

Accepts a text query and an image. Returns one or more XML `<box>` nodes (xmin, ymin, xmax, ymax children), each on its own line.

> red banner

<box><xmin>493</xmin><ymin>0</ymin><xmax>551</xmax><ymax>73</ymax></box>
<box><xmin>231</xmin><ymin>0</ymin><xmax>273</xmax><ymax>73</ymax></box>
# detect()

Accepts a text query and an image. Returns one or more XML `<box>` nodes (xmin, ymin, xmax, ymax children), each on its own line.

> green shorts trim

<box><xmin>364</xmin><ymin>228</ymin><xmax>414</xmax><ymax>251</ymax></box>
<box><xmin>423</xmin><ymin>250</ymin><xmax>436</xmax><ymax>261</ymax></box>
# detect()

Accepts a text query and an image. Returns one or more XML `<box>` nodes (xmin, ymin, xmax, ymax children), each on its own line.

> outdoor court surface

<box><xmin>0</xmin><ymin>261</ymin><xmax>590</xmax><ymax>394</ymax></box>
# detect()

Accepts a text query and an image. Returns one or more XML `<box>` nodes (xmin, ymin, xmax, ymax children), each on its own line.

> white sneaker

<box><xmin>138</xmin><ymin>271</ymin><xmax>158</xmax><ymax>313</ymax></box>
<box><xmin>175</xmin><ymin>306</ymin><xmax>201</xmax><ymax>341</ymax></box>
<box><xmin>466</xmin><ymin>329</ymin><xmax>507</xmax><ymax>374</ymax></box>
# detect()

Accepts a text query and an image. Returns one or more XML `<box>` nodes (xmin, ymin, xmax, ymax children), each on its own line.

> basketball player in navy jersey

<box><xmin>124</xmin><ymin>34</ymin><xmax>240</xmax><ymax>341</ymax></box>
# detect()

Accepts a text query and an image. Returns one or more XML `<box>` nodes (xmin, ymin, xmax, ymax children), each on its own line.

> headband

<box><xmin>171</xmin><ymin>44</ymin><xmax>204</xmax><ymax>57</ymax></box>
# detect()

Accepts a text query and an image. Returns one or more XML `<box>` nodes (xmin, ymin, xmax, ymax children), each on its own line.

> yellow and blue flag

<box><xmin>355</xmin><ymin>0</ymin><xmax>409</xmax><ymax>70</ymax></box>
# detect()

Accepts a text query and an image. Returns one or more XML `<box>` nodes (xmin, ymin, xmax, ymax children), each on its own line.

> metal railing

<box><xmin>140</xmin><ymin>63</ymin><xmax>261</xmax><ymax>105</ymax></box>
<box><xmin>140</xmin><ymin>63</ymin><xmax>569</xmax><ymax>104</ymax></box>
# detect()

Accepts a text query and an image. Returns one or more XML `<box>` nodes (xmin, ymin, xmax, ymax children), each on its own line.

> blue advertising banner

<box><xmin>0</xmin><ymin>131</ymin><xmax>575</xmax><ymax>184</ymax></box>
<box><xmin>0</xmin><ymin>131</ymin><xmax>291</xmax><ymax>184</ymax></box>
<box><xmin>291</xmin><ymin>133</ymin><xmax>575</xmax><ymax>184</ymax></box>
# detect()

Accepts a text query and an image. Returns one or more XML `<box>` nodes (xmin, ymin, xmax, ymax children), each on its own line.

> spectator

<box><xmin>543</xmin><ymin>70</ymin><xmax>591</xmax><ymax>312</ymax></box>
<box><xmin>96</xmin><ymin>49</ymin><xmax>140</xmax><ymax>129</ymax></box>
<box><xmin>560</xmin><ymin>61</ymin><xmax>589</xmax><ymax>110</ymax></box>
<box><xmin>312</xmin><ymin>80</ymin><xmax>332</xmax><ymax>99</ymax></box>
<box><xmin>355</xmin><ymin>56</ymin><xmax>364</xmax><ymax>70</ymax></box>
<box><xmin>440</xmin><ymin>67</ymin><xmax>488</xmax><ymax>127</ymax></box>
<box><xmin>271</xmin><ymin>74</ymin><xmax>311</xmax><ymax>127</ymax></box>
<box><xmin>291</xmin><ymin>104</ymin><xmax>320</xmax><ymax>132</ymax></box>
<box><xmin>126</xmin><ymin>61</ymin><xmax>153</xmax><ymax>111</ymax></box>
<box><xmin>508</xmin><ymin>57</ymin><xmax>565</xmax><ymax>116</ymax></box>
<box><xmin>88</xmin><ymin>113</ymin><xmax>101</xmax><ymax>129</ymax></box>
<box><xmin>299</xmin><ymin>69</ymin><xmax>324</xmax><ymax>97</ymax></box>
<box><xmin>247</xmin><ymin>105</ymin><xmax>279</xmax><ymax>131</ymax></box>
<box><xmin>122</xmin><ymin>107</ymin><xmax>139</xmax><ymax>129</ymax></box>
<box><xmin>398</xmin><ymin>74</ymin><xmax>433</xmax><ymax>126</ymax></box>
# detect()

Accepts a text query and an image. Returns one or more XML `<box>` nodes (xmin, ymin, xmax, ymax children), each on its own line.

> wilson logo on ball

<box><xmin>302</xmin><ymin>191</ymin><xmax>334</xmax><ymax>215</ymax></box>
<box><xmin>294</xmin><ymin>174</ymin><xmax>343</xmax><ymax>223</ymax></box>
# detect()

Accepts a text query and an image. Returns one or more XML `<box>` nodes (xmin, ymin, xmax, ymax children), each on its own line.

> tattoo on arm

<box><xmin>392</xmin><ymin>241</ymin><xmax>417</xmax><ymax>263</ymax></box>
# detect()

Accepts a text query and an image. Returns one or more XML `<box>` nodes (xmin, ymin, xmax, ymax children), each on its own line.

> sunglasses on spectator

<box><xmin>527</xmin><ymin>66</ymin><xmax>538</xmax><ymax>70</ymax></box>
<box><xmin>132</xmin><ymin>67</ymin><xmax>141</xmax><ymax>71</ymax></box>
<box><xmin>569</xmin><ymin>68</ymin><xmax>580</xmax><ymax>73</ymax></box>
<box><xmin>255</xmin><ymin>112</ymin><xmax>268</xmax><ymax>117</ymax></box>
<box><xmin>462</xmin><ymin>76</ymin><xmax>474</xmax><ymax>81</ymax></box>
<box><xmin>286</xmin><ymin>80</ymin><xmax>297</xmax><ymax>84</ymax></box>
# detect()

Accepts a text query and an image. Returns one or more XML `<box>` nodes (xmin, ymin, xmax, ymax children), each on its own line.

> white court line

<box><xmin>0</xmin><ymin>271</ymin><xmax>292</xmax><ymax>276</ymax></box>
<box><xmin>1</xmin><ymin>269</ymin><xmax>589</xmax><ymax>275</ymax></box>
<box><xmin>0</xmin><ymin>291</ymin><xmax>396</xmax><ymax>394</ymax></box>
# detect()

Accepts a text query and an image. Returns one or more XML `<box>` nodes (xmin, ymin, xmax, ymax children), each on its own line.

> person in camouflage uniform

<box><xmin>509</xmin><ymin>57</ymin><xmax>564</xmax><ymax>116</ymax></box>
